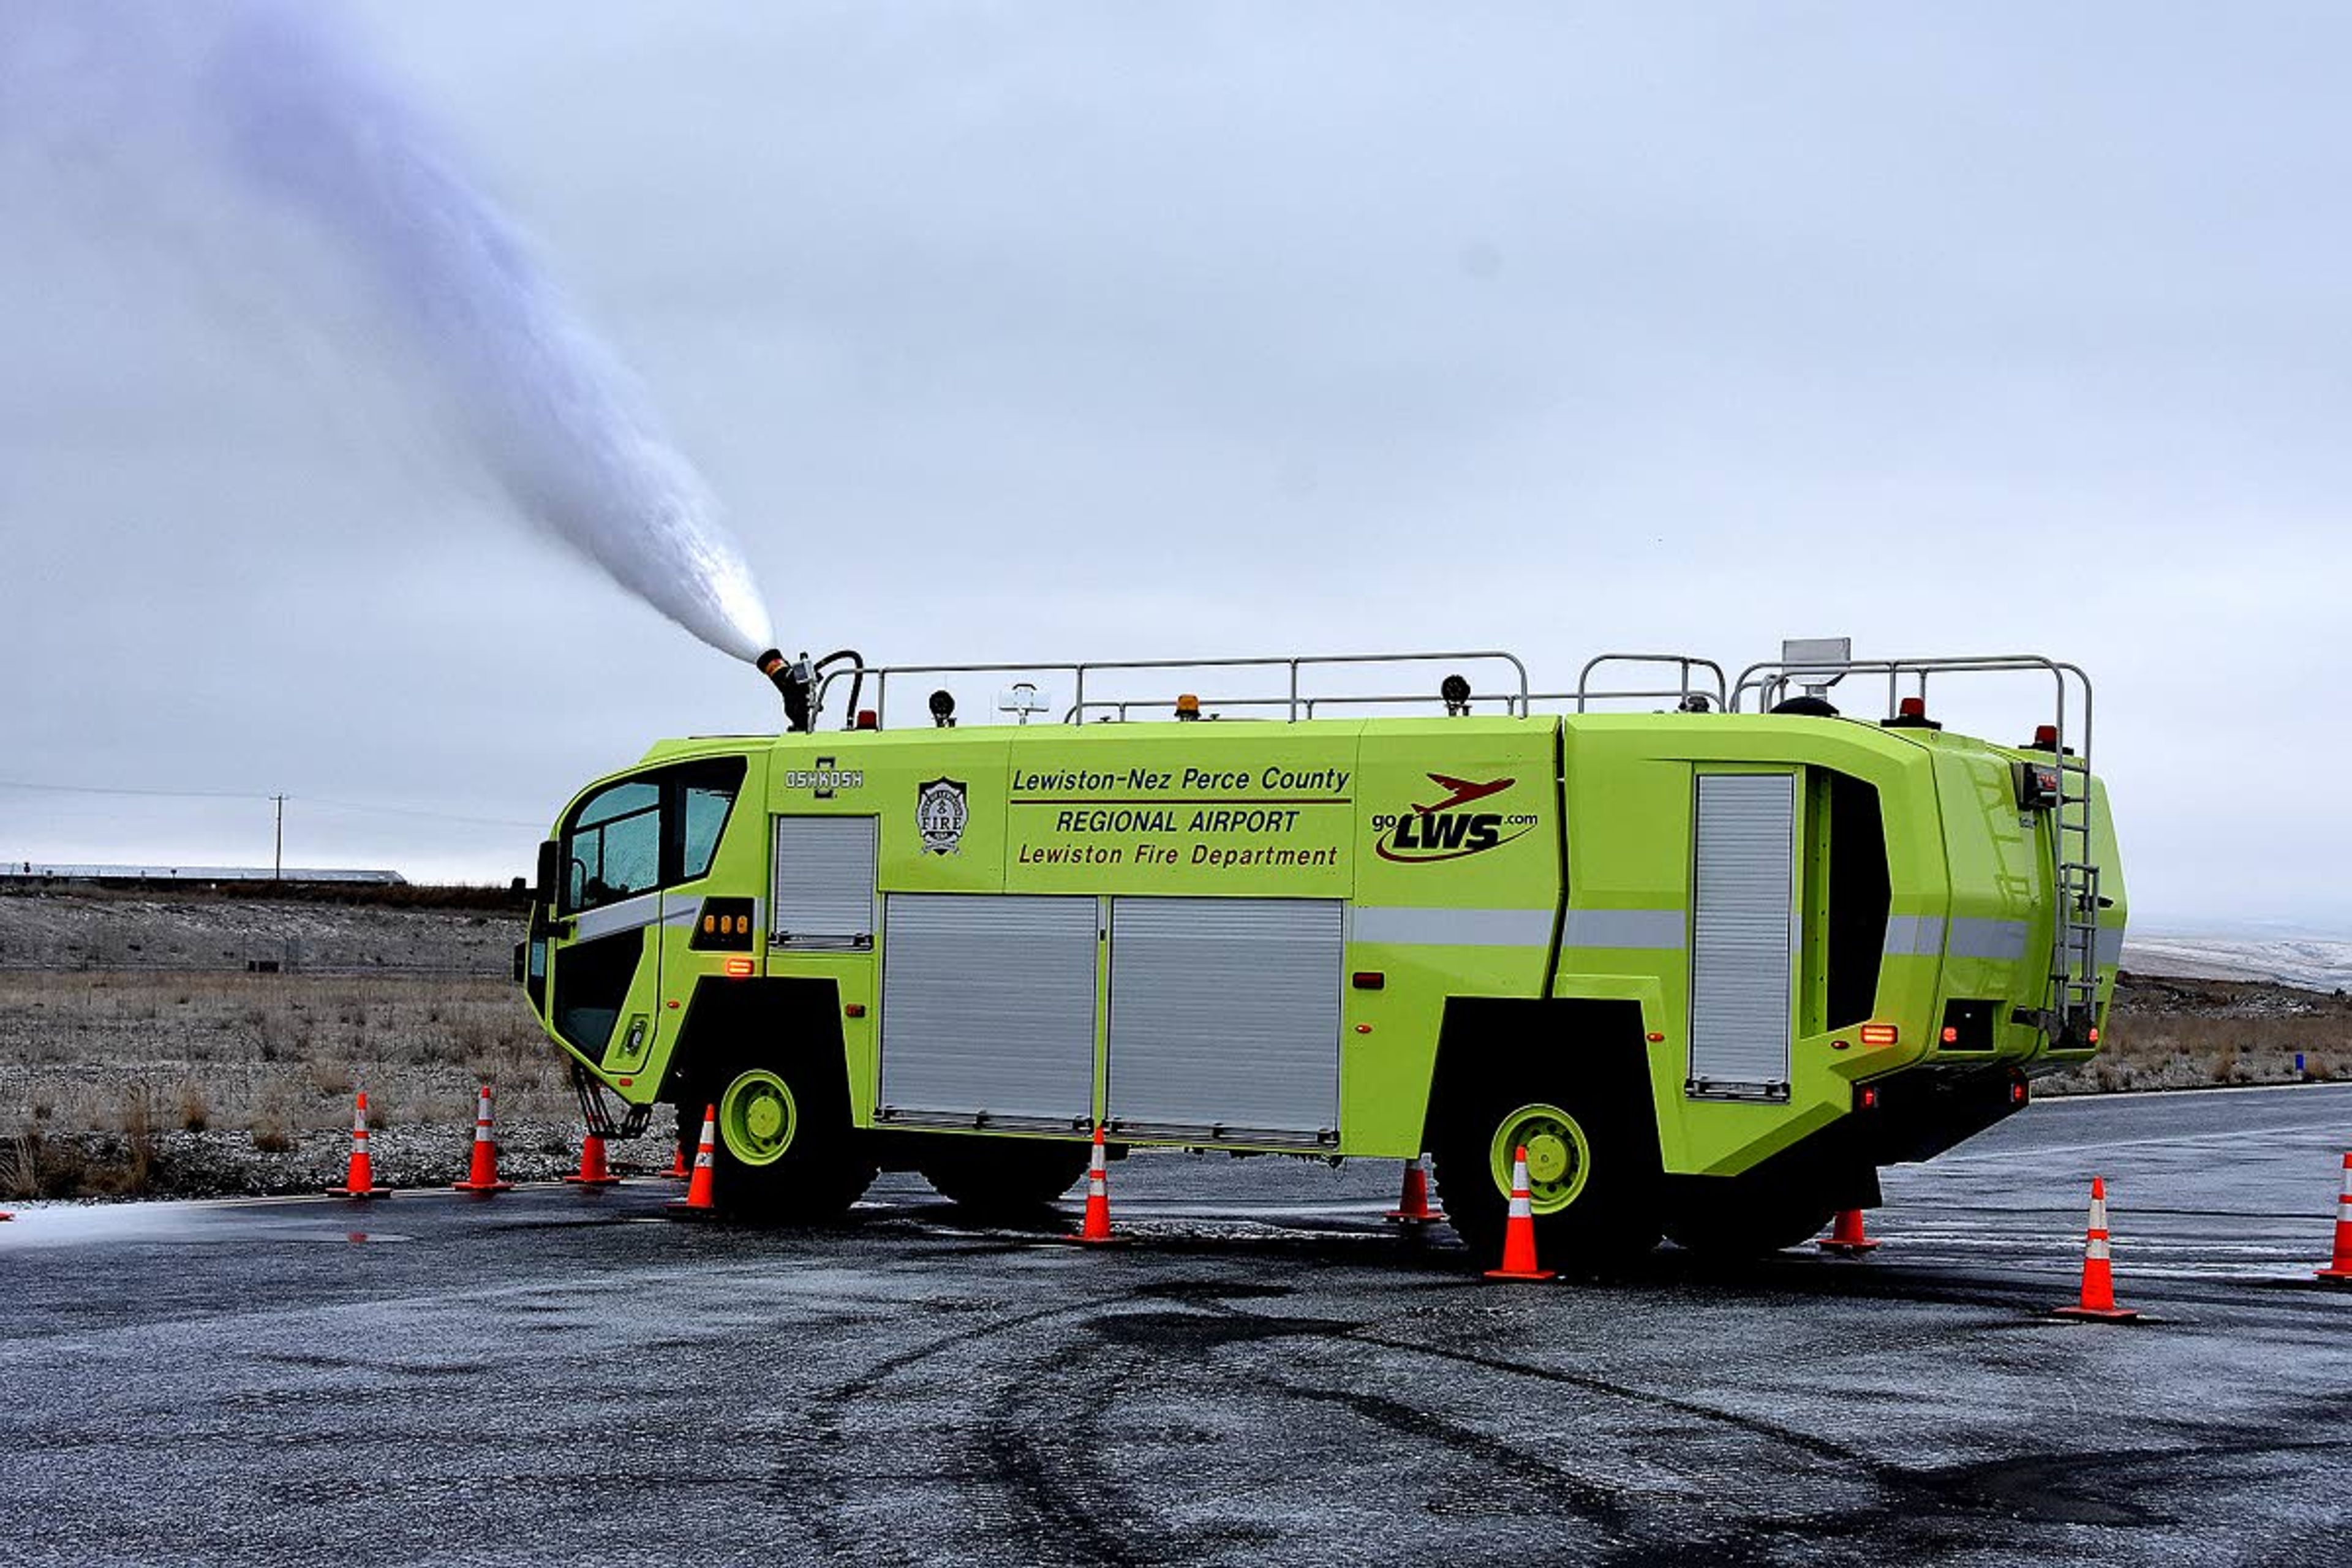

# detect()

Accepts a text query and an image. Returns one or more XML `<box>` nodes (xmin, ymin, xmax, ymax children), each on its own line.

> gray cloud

<box><xmin>2</xmin><ymin>2</ymin><xmax>2345</xmax><ymax>926</ymax></box>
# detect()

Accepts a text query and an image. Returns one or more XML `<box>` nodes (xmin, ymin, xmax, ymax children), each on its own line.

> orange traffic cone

<box><xmin>1385</xmin><ymin>1155</ymin><xmax>1444</xmax><ymax>1224</ymax></box>
<box><xmin>1817</xmin><ymin>1207</ymin><xmax>1880</xmax><ymax>1256</ymax></box>
<box><xmin>663</xmin><ymin>1105</ymin><xmax>720</xmax><ymax>1217</ymax></box>
<box><xmin>2053</xmin><ymin>1176</ymin><xmax>2139</xmax><ymax>1322</ymax></box>
<box><xmin>1068</xmin><ymin>1124</ymin><xmax>1126</xmax><ymax>1245</ymax></box>
<box><xmin>327</xmin><ymin>1092</ymin><xmax>388</xmax><ymax>1199</ymax></box>
<box><xmin>1483</xmin><ymin>1145</ymin><xmax>1556</xmax><ymax>1282</ymax></box>
<box><xmin>663</xmin><ymin>1137</ymin><xmax>690</xmax><ymax>1180</ymax></box>
<box><xmin>451</xmin><ymin>1085</ymin><xmax>514</xmax><ymax>1194</ymax></box>
<box><xmin>0</xmin><ymin>1210</ymin><xmax>12</xmax><ymax>1221</ymax></box>
<box><xmin>562</xmin><ymin>1131</ymin><xmax>620</xmax><ymax>1188</ymax></box>
<box><xmin>2316</xmin><ymin>1152</ymin><xmax>2352</xmax><ymax>1283</ymax></box>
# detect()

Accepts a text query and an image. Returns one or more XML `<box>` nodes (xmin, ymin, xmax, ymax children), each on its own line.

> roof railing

<box><xmin>812</xmin><ymin>650</ymin><xmax>1531</xmax><ymax>729</ymax></box>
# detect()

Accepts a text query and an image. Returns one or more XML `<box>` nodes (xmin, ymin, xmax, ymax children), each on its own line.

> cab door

<box><xmin>549</xmin><ymin>777</ymin><xmax>666</xmax><ymax>1066</ymax></box>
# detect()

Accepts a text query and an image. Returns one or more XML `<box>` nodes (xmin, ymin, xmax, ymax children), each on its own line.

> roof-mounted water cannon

<box><xmin>757</xmin><ymin>648</ymin><xmax>814</xmax><ymax>733</ymax></box>
<box><xmin>758</xmin><ymin>647</ymin><xmax>867</xmax><ymax>733</ymax></box>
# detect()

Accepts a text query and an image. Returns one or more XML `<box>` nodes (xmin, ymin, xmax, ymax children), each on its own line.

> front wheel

<box><xmin>1431</xmin><ymin>1084</ymin><xmax>1660</xmax><ymax>1272</ymax></box>
<box><xmin>699</xmin><ymin>1056</ymin><xmax>876</xmax><ymax>1221</ymax></box>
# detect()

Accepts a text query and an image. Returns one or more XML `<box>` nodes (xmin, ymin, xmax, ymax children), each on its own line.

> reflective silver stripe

<box><xmin>1560</xmin><ymin>908</ymin><xmax>1686</xmax><ymax>951</ymax></box>
<box><xmin>573</xmin><ymin>892</ymin><xmax>663</xmax><ymax>941</ymax></box>
<box><xmin>2097</xmin><ymin>927</ymin><xmax>2125</xmax><ymax>968</ymax></box>
<box><xmin>661</xmin><ymin>900</ymin><xmax>703</xmax><ymax>928</ymax></box>
<box><xmin>1882</xmin><ymin>916</ymin><xmax>1944</xmax><ymax>957</ymax></box>
<box><xmin>1948</xmin><ymin>918</ymin><xmax>2030</xmax><ymax>962</ymax></box>
<box><xmin>1353</xmin><ymin>906</ymin><xmax>1555</xmax><ymax>948</ymax></box>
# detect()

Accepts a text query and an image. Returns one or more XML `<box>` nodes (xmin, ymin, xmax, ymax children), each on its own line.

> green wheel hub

<box><xmin>718</xmin><ymin>1069</ymin><xmax>798</xmax><ymax>1167</ymax></box>
<box><xmin>1488</xmin><ymin>1102</ymin><xmax>1591</xmax><ymax>1214</ymax></box>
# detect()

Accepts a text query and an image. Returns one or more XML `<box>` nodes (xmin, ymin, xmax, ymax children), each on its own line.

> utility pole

<box><xmin>272</xmin><ymin>794</ymin><xmax>286</xmax><ymax>882</ymax></box>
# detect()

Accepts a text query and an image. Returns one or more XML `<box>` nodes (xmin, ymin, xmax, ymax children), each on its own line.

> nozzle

<box><xmin>757</xmin><ymin>647</ymin><xmax>814</xmax><ymax>733</ymax></box>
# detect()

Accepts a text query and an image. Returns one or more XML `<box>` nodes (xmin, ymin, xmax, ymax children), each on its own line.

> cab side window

<box><xmin>560</xmin><ymin>762</ymin><xmax>747</xmax><ymax>913</ymax></box>
<box><xmin>681</xmin><ymin>779</ymin><xmax>737</xmax><ymax>882</ymax></box>
<box><xmin>564</xmin><ymin>781</ymin><xmax>661</xmax><ymax>913</ymax></box>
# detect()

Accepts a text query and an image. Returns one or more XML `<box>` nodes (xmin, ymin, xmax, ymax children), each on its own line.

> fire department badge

<box><xmin>916</xmin><ymin>778</ymin><xmax>968</xmax><ymax>855</ymax></box>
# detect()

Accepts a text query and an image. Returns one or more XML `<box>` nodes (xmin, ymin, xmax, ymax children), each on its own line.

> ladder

<box><xmin>2051</xmin><ymin>741</ymin><xmax>2103</xmax><ymax>1044</ymax></box>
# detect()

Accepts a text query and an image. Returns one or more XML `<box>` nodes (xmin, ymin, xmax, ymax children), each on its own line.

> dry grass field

<box><xmin>2</xmin><ymin>885</ymin><xmax>2346</xmax><ymax>1200</ymax></box>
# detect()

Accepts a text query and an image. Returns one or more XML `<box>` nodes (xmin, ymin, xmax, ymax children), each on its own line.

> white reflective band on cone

<box><xmin>2089</xmin><ymin>1198</ymin><xmax>2107</xmax><ymax>1229</ymax></box>
<box><xmin>2087</xmin><ymin>1235</ymin><xmax>2111</xmax><ymax>1261</ymax></box>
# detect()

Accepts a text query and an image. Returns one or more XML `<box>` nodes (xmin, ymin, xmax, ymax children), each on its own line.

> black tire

<box><xmin>1662</xmin><ymin>1182</ymin><xmax>1835</xmax><ymax>1259</ymax></box>
<box><xmin>1430</xmin><ymin>1077</ymin><xmax>1661</xmax><ymax>1273</ymax></box>
<box><xmin>916</xmin><ymin>1137</ymin><xmax>1091</xmax><ymax>1215</ymax></box>
<box><xmin>698</xmin><ymin>1050</ymin><xmax>877</xmax><ymax>1222</ymax></box>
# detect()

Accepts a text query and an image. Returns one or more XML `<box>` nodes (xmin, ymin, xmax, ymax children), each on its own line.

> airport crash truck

<box><xmin>514</xmin><ymin>645</ymin><xmax>2125</xmax><ymax>1262</ymax></box>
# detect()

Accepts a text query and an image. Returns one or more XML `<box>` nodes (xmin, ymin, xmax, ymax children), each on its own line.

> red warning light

<box><xmin>2034</xmin><ymin>724</ymin><xmax>2059</xmax><ymax>749</ymax></box>
<box><xmin>1899</xmin><ymin>696</ymin><xmax>1927</xmax><ymax>720</ymax></box>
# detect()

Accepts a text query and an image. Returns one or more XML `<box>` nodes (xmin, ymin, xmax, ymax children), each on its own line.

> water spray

<box><xmin>2</xmin><ymin>2</ymin><xmax>778</xmax><ymax>662</ymax></box>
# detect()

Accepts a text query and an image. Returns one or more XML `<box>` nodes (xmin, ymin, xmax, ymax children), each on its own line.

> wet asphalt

<box><xmin>5</xmin><ymin>1085</ymin><xmax>2352</xmax><ymax>1567</ymax></box>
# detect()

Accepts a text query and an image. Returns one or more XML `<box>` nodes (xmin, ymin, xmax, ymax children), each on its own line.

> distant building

<box><xmin>1</xmin><ymin>863</ymin><xmax>407</xmax><ymax>886</ymax></box>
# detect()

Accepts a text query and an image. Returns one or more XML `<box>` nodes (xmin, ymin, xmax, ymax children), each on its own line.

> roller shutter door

<box><xmin>1107</xmin><ymin>897</ymin><xmax>1341</xmax><ymax>1142</ymax></box>
<box><xmin>879</xmin><ymin>894</ymin><xmax>1098</xmax><ymax>1129</ymax></box>
<box><xmin>1687</xmin><ymin>773</ymin><xmax>1796</xmax><ymax>1100</ymax></box>
<box><xmin>771</xmin><ymin>816</ymin><xmax>876</xmax><ymax>950</ymax></box>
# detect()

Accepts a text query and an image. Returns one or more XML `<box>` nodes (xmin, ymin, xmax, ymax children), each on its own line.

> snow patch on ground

<box><xmin>2123</xmin><ymin>937</ymin><xmax>2352</xmax><ymax>993</ymax></box>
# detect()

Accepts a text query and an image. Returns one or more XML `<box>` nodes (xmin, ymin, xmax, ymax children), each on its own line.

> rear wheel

<box><xmin>1431</xmin><ymin>1082</ymin><xmax>1660</xmax><ymax>1272</ymax></box>
<box><xmin>916</xmin><ymin>1137</ymin><xmax>1091</xmax><ymax>1215</ymax></box>
<box><xmin>703</xmin><ymin>1055</ymin><xmax>876</xmax><ymax>1221</ymax></box>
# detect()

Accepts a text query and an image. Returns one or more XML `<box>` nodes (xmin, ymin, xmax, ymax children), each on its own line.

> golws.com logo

<box><xmin>1372</xmin><ymin>774</ymin><xmax>1540</xmax><ymax>863</ymax></box>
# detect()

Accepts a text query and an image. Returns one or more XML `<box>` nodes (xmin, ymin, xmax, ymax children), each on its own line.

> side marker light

<box><xmin>1940</xmin><ymin>1025</ymin><xmax>1959</xmax><ymax>1044</ymax></box>
<box><xmin>1858</xmin><ymin>1086</ymin><xmax>1880</xmax><ymax>1110</ymax></box>
<box><xmin>1646</xmin><ymin>1031</ymin><xmax>1666</xmax><ymax>1043</ymax></box>
<box><xmin>1352</xmin><ymin>971</ymin><xmax>1385</xmax><ymax>990</ymax></box>
<box><xmin>1354</xmin><ymin>1023</ymin><xmax>1373</xmax><ymax>1035</ymax></box>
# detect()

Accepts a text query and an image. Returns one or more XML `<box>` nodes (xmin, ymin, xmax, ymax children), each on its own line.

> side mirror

<box><xmin>535</xmin><ymin>839</ymin><xmax>561</xmax><ymax>903</ymax></box>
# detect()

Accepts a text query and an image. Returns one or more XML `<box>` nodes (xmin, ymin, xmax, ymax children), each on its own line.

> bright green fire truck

<box><xmin>515</xmin><ymin>643</ymin><xmax>2124</xmax><ymax>1263</ymax></box>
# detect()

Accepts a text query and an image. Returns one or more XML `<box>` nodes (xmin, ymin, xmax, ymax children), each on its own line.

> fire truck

<box><xmin>514</xmin><ymin>641</ymin><xmax>2124</xmax><ymax>1264</ymax></box>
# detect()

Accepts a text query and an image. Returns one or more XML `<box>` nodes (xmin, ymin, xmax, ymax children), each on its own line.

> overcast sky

<box><xmin>2</xmin><ymin>4</ymin><xmax>2346</xmax><ymax>932</ymax></box>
